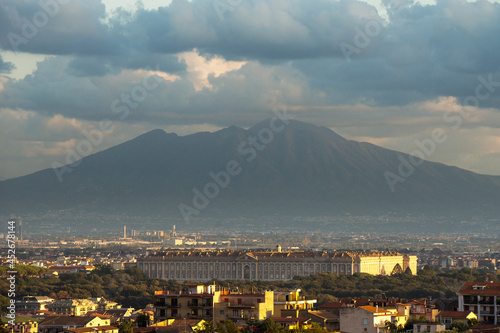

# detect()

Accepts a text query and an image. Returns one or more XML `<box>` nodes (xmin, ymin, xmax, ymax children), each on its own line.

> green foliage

<box><xmin>135</xmin><ymin>314</ymin><xmax>150</xmax><ymax>327</ymax></box>
<box><xmin>195</xmin><ymin>320</ymin><xmax>215</xmax><ymax>333</ymax></box>
<box><xmin>119</xmin><ymin>320</ymin><xmax>134</xmax><ymax>333</ymax></box>
<box><xmin>450</xmin><ymin>321</ymin><xmax>469</xmax><ymax>332</ymax></box>
<box><xmin>1</xmin><ymin>265</ymin><xmax>498</xmax><ymax>313</ymax></box>
<box><xmin>216</xmin><ymin>320</ymin><xmax>242</xmax><ymax>333</ymax></box>
<box><xmin>467</xmin><ymin>318</ymin><xmax>479</xmax><ymax>327</ymax></box>
<box><xmin>256</xmin><ymin>318</ymin><xmax>284</xmax><ymax>333</ymax></box>
<box><xmin>403</xmin><ymin>316</ymin><xmax>427</xmax><ymax>331</ymax></box>
<box><xmin>308</xmin><ymin>322</ymin><xmax>328</xmax><ymax>333</ymax></box>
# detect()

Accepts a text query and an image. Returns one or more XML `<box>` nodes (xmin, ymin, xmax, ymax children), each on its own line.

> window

<box><xmin>363</xmin><ymin>318</ymin><xmax>368</xmax><ymax>325</ymax></box>
<box><xmin>220</xmin><ymin>310</ymin><xmax>224</xmax><ymax>315</ymax></box>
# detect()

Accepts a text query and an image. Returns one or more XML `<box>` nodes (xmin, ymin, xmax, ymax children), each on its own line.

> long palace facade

<box><xmin>138</xmin><ymin>248</ymin><xmax>417</xmax><ymax>281</ymax></box>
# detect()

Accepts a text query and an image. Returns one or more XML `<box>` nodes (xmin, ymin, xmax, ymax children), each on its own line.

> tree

<box><xmin>135</xmin><ymin>314</ymin><xmax>150</xmax><ymax>327</ymax></box>
<box><xmin>309</xmin><ymin>322</ymin><xmax>328</xmax><ymax>333</ymax></box>
<box><xmin>216</xmin><ymin>320</ymin><xmax>241</xmax><ymax>333</ymax></box>
<box><xmin>119</xmin><ymin>320</ymin><xmax>134</xmax><ymax>333</ymax></box>
<box><xmin>195</xmin><ymin>320</ymin><xmax>215</xmax><ymax>333</ymax></box>
<box><xmin>450</xmin><ymin>321</ymin><xmax>469</xmax><ymax>332</ymax></box>
<box><xmin>257</xmin><ymin>318</ymin><xmax>284</xmax><ymax>333</ymax></box>
<box><xmin>385</xmin><ymin>321</ymin><xmax>398</xmax><ymax>333</ymax></box>
<box><xmin>468</xmin><ymin>318</ymin><xmax>479</xmax><ymax>327</ymax></box>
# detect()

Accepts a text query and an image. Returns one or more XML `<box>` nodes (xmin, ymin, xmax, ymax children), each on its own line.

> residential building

<box><xmin>47</xmin><ymin>266</ymin><xmax>94</xmax><ymax>275</ymax></box>
<box><xmin>61</xmin><ymin>326</ymin><xmax>118</xmax><ymax>333</ymax></box>
<box><xmin>1</xmin><ymin>316</ymin><xmax>40</xmax><ymax>333</ymax></box>
<box><xmin>405</xmin><ymin>300</ymin><xmax>438</xmax><ymax>322</ymax></box>
<box><xmin>15</xmin><ymin>296</ymin><xmax>54</xmax><ymax>312</ymax></box>
<box><xmin>47</xmin><ymin>299</ymin><xmax>99</xmax><ymax>316</ymax></box>
<box><xmin>457</xmin><ymin>282</ymin><xmax>500</xmax><ymax>324</ymax></box>
<box><xmin>154</xmin><ymin>285</ymin><xmax>216</xmax><ymax>322</ymax></box>
<box><xmin>413</xmin><ymin>323</ymin><xmax>446</xmax><ymax>333</ymax></box>
<box><xmin>339</xmin><ymin>306</ymin><xmax>406</xmax><ymax>333</ymax></box>
<box><xmin>273</xmin><ymin>289</ymin><xmax>316</xmax><ymax>317</ymax></box>
<box><xmin>38</xmin><ymin>316</ymin><xmax>110</xmax><ymax>333</ymax></box>
<box><xmin>471</xmin><ymin>324</ymin><xmax>500</xmax><ymax>333</ymax></box>
<box><xmin>138</xmin><ymin>250</ymin><xmax>417</xmax><ymax>281</ymax></box>
<box><xmin>213</xmin><ymin>289</ymin><xmax>274</xmax><ymax>326</ymax></box>
<box><xmin>302</xmin><ymin>310</ymin><xmax>339</xmax><ymax>331</ymax></box>
<box><xmin>437</xmin><ymin>311</ymin><xmax>477</xmax><ymax>328</ymax></box>
<box><xmin>102</xmin><ymin>308</ymin><xmax>135</xmax><ymax>325</ymax></box>
<box><xmin>270</xmin><ymin>318</ymin><xmax>311</xmax><ymax>330</ymax></box>
<box><xmin>153</xmin><ymin>284</ymin><xmax>274</xmax><ymax>327</ymax></box>
<box><xmin>89</xmin><ymin>298</ymin><xmax>121</xmax><ymax>311</ymax></box>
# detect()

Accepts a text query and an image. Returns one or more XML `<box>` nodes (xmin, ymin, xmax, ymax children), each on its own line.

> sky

<box><xmin>1</xmin><ymin>0</ymin><xmax>500</xmax><ymax>180</ymax></box>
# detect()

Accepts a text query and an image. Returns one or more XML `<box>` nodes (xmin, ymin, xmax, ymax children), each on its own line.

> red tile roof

<box><xmin>437</xmin><ymin>311</ymin><xmax>475</xmax><ymax>319</ymax></box>
<box><xmin>457</xmin><ymin>282</ymin><xmax>500</xmax><ymax>296</ymax></box>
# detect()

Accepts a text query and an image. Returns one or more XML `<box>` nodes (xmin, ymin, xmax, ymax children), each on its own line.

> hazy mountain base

<box><xmin>1</xmin><ymin>120</ymin><xmax>500</xmax><ymax>229</ymax></box>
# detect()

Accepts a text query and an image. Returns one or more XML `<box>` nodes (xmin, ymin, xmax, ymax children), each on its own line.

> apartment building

<box><xmin>153</xmin><ymin>284</ymin><xmax>274</xmax><ymax>326</ymax></box>
<box><xmin>339</xmin><ymin>306</ymin><xmax>407</xmax><ymax>333</ymax></box>
<box><xmin>457</xmin><ymin>282</ymin><xmax>500</xmax><ymax>325</ymax></box>
<box><xmin>16</xmin><ymin>296</ymin><xmax>54</xmax><ymax>312</ymax></box>
<box><xmin>47</xmin><ymin>300</ymin><xmax>99</xmax><ymax>316</ymax></box>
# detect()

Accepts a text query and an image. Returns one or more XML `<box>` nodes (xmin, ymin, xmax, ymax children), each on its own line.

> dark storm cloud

<box><xmin>0</xmin><ymin>55</ymin><xmax>14</xmax><ymax>73</ymax></box>
<box><xmin>2</xmin><ymin>0</ymin><xmax>500</xmax><ymax>124</ymax></box>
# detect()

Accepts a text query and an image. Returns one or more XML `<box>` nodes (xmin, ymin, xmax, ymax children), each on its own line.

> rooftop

<box><xmin>458</xmin><ymin>282</ymin><xmax>500</xmax><ymax>296</ymax></box>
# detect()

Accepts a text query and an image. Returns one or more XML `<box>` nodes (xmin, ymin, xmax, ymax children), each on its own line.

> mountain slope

<box><xmin>1</xmin><ymin>119</ymin><xmax>499</xmax><ymax>220</ymax></box>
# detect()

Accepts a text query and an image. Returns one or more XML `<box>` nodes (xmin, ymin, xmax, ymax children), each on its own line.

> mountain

<box><xmin>1</xmin><ymin>119</ymin><xmax>500</xmax><ymax>226</ymax></box>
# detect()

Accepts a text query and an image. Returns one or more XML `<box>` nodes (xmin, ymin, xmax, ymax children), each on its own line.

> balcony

<box><xmin>479</xmin><ymin>300</ymin><xmax>494</xmax><ymax>305</ymax></box>
<box><xmin>227</xmin><ymin>304</ymin><xmax>256</xmax><ymax>309</ymax></box>
<box><xmin>463</xmin><ymin>298</ymin><xmax>478</xmax><ymax>304</ymax></box>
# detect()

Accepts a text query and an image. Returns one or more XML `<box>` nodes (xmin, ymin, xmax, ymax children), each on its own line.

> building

<box><xmin>1</xmin><ymin>315</ymin><xmax>40</xmax><ymax>333</ymax></box>
<box><xmin>273</xmin><ymin>289</ymin><xmax>316</xmax><ymax>317</ymax></box>
<box><xmin>61</xmin><ymin>326</ymin><xmax>118</xmax><ymax>333</ymax></box>
<box><xmin>339</xmin><ymin>306</ymin><xmax>406</xmax><ymax>333</ymax></box>
<box><xmin>457</xmin><ymin>282</ymin><xmax>500</xmax><ymax>325</ymax></box>
<box><xmin>47</xmin><ymin>299</ymin><xmax>99</xmax><ymax>316</ymax></box>
<box><xmin>437</xmin><ymin>311</ymin><xmax>477</xmax><ymax>328</ymax></box>
<box><xmin>153</xmin><ymin>285</ymin><xmax>274</xmax><ymax>327</ymax></box>
<box><xmin>154</xmin><ymin>285</ymin><xmax>216</xmax><ymax>322</ymax></box>
<box><xmin>47</xmin><ymin>266</ymin><xmax>94</xmax><ymax>275</ymax></box>
<box><xmin>38</xmin><ymin>316</ymin><xmax>110</xmax><ymax>333</ymax></box>
<box><xmin>138</xmin><ymin>250</ymin><xmax>417</xmax><ymax>281</ymax></box>
<box><xmin>89</xmin><ymin>298</ymin><xmax>121</xmax><ymax>311</ymax></box>
<box><xmin>102</xmin><ymin>308</ymin><xmax>135</xmax><ymax>325</ymax></box>
<box><xmin>413</xmin><ymin>323</ymin><xmax>446</xmax><ymax>333</ymax></box>
<box><xmin>301</xmin><ymin>310</ymin><xmax>339</xmax><ymax>331</ymax></box>
<box><xmin>270</xmin><ymin>318</ymin><xmax>311</xmax><ymax>330</ymax></box>
<box><xmin>15</xmin><ymin>296</ymin><xmax>54</xmax><ymax>312</ymax></box>
<box><xmin>405</xmin><ymin>300</ymin><xmax>439</xmax><ymax>322</ymax></box>
<box><xmin>213</xmin><ymin>289</ymin><xmax>274</xmax><ymax>326</ymax></box>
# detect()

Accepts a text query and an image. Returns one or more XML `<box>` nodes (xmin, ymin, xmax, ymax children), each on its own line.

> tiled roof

<box><xmin>359</xmin><ymin>306</ymin><xmax>393</xmax><ymax>315</ymax></box>
<box><xmin>437</xmin><ymin>311</ymin><xmax>475</xmax><ymax>319</ymax></box>
<box><xmin>64</xmin><ymin>325</ymin><xmax>118</xmax><ymax>333</ymax></box>
<box><xmin>146</xmin><ymin>250</ymin><xmax>403</xmax><ymax>259</ymax></box>
<box><xmin>457</xmin><ymin>282</ymin><xmax>500</xmax><ymax>296</ymax></box>
<box><xmin>39</xmin><ymin>316</ymin><xmax>98</xmax><ymax>326</ymax></box>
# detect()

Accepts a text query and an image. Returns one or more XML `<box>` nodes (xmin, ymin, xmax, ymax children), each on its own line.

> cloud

<box><xmin>2</xmin><ymin>0</ymin><xmax>500</xmax><ymax>178</ymax></box>
<box><xmin>0</xmin><ymin>54</ymin><xmax>14</xmax><ymax>73</ymax></box>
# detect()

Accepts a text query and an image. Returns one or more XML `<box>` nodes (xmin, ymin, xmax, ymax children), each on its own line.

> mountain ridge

<box><xmin>1</xmin><ymin>119</ymin><xmax>499</xmax><ymax>224</ymax></box>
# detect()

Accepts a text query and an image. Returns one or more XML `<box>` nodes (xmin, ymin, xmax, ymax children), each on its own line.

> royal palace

<box><xmin>138</xmin><ymin>247</ymin><xmax>417</xmax><ymax>281</ymax></box>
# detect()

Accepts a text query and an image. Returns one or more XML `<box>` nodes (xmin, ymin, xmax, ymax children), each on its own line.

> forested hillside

<box><xmin>1</xmin><ymin>265</ymin><xmax>497</xmax><ymax>312</ymax></box>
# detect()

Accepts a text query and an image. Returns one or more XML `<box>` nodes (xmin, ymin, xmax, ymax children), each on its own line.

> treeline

<box><xmin>0</xmin><ymin>265</ymin><xmax>497</xmax><ymax>314</ymax></box>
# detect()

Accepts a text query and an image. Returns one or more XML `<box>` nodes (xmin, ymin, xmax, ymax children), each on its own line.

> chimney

<box><xmin>276</xmin><ymin>245</ymin><xmax>282</xmax><ymax>253</ymax></box>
